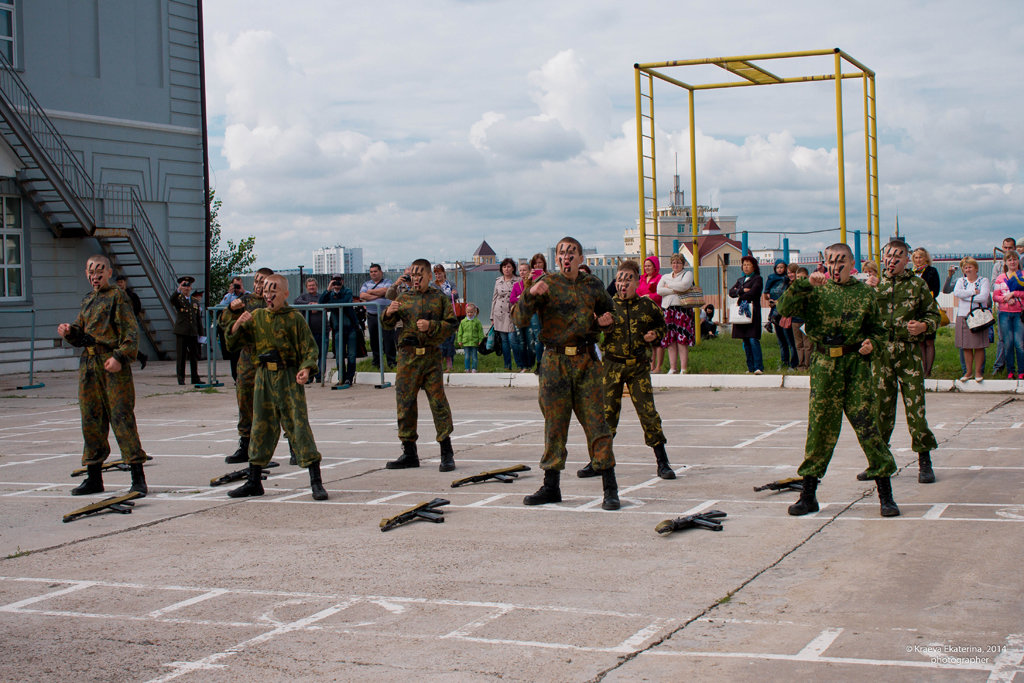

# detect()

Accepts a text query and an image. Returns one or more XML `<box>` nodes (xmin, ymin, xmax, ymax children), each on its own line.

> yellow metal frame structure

<box><xmin>634</xmin><ymin>48</ymin><xmax>881</xmax><ymax>282</ymax></box>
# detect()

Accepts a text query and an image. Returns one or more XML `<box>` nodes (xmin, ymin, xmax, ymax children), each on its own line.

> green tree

<box><xmin>208</xmin><ymin>188</ymin><xmax>257</xmax><ymax>299</ymax></box>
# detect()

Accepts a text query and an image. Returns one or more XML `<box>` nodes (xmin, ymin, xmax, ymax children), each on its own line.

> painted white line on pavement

<box><xmin>643</xmin><ymin>648</ymin><xmax>1003</xmax><ymax>672</ymax></box>
<box><xmin>733</xmin><ymin>421</ymin><xmax>802</xmax><ymax>448</ymax></box>
<box><xmin>922</xmin><ymin>504</ymin><xmax>949</xmax><ymax>520</ymax></box>
<box><xmin>796</xmin><ymin>627</ymin><xmax>843</xmax><ymax>658</ymax></box>
<box><xmin>148</xmin><ymin>589</ymin><xmax>229</xmax><ymax>618</ymax></box>
<box><xmin>0</xmin><ymin>580</ymin><xmax>95</xmax><ymax>611</ymax></box>
<box><xmin>465</xmin><ymin>494</ymin><xmax>511</xmax><ymax>507</ymax></box>
<box><xmin>989</xmin><ymin>633</ymin><xmax>1024</xmax><ymax>683</ymax></box>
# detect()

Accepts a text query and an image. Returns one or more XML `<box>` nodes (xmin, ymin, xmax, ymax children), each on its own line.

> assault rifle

<box><xmin>655</xmin><ymin>510</ymin><xmax>727</xmax><ymax>535</ymax></box>
<box><xmin>380</xmin><ymin>498</ymin><xmax>449</xmax><ymax>532</ymax></box>
<box><xmin>71</xmin><ymin>455</ymin><xmax>153</xmax><ymax>477</ymax></box>
<box><xmin>753</xmin><ymin>477</ymin><xmax>803</xmax><ymax>493</ymax></box>
<box><xmin>450</xmin><ymin>464</ymin><xmax>530</xmax><ymax>488</ymax></box>
<box><xmin>63</xmin><ymin>491</ymin><xmax>142</xmax><ymax>523</ymax></box>
<box><xmin>210</xmin><ymin>461</ymin><xmax>279</xmax><ymax>487</ymax></box>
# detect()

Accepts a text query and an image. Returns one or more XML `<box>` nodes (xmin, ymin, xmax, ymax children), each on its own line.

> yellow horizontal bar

<box><xmin>836</xmin><ymin>49</ymin><xmax>875</xmax><ymax>77</ymax></box>
<box><xmin>688</xmin><ymin>72</ymin><xmax>863</xmax><ymax>91</ymax></box>
<box><xmin>636</xmin><ymin>48</ymin><xmax>837</xmax><ymax>70</ymax></box>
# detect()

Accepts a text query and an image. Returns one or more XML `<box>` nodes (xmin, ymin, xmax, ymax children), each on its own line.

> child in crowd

<box><xmin>457</xmin><ymin>303</ymin><xmax>485</xmax><ymax>373</ymax></box>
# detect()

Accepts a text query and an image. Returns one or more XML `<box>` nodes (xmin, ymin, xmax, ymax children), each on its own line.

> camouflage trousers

<box><xmin>538</xmin><ymin>350</ymin><xmax>614</xmax><ymax>471</ymax></box>
<box><xmin>603</xmin><ymin>356</ymin><xmax>666</xmax><ymax>448</ymax></box>
<box><xmin>235</xmin><ymin>347</ymin><xmax>256</xmax><ymax>438</ymax></box>
<box><xmin>798</xmin><ymin>351</ymin><xmax>896</xmax><ymax>479</ymax></box>
<box><xmin>78</xmin><ymin>352</ymin><xmax>147</xmax><ymax>466</ymax></box>
<box><xmin>395</xmin><ymin>346</ymin><xmax>453</xmax><ymax>443</ymax></box>
<box><xmin>248</xmin><ymin>366</ymin><xmax>321</xmax><ymax>468</ymax></box>
<box><xmin>876</xmin><ymin>340</ymin><xmax>938</xmax><ymax>453</ymax></box>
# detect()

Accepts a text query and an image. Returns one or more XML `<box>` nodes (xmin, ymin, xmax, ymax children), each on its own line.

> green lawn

<box><xmin>351</xmin><ymin>326</ymin><xmax>993</xmax><ymax>379</ymax></box>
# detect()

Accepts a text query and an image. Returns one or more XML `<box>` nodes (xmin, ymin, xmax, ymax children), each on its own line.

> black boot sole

<box><xmin>523</xmin><ymin>490</ymin><xmax>561</xmax><ymax>505</ymax></box>
<box><xmin>657</xmin><ymin>468</ymin><xmax>676</xmax><ymax>480</ymax></box>
<box><xmin>576</xmin><ymin>466</ymin><xmax>599</xmax><ymax>478</ymax></box>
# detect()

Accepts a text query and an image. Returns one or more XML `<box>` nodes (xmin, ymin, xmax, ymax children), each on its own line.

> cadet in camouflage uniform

<box><xmin>869</xmin><ymin>239</ymin><xmax>941</xmax><ymax>484</ymax></box>
<box><xmin>513</xmin><ymin>236</ymin><xmax>621</xmax><ymax>510</ymax></box>
<box><xmin>382</xmin><ymin>259</ymin><xmax>459</xmax><ymax>472</ymax></box>
<box><xmin>59</xmin><ymin>254</ymin><xmax>148</xmax><ymax>497</ymax></box>
<box><xmin>777</xmin><ymin>243</ymin><xmax>900</xmax><ymax>517</ymax></box>
<box><xmin>220</xmin><ymin>267</ymin><xmax>272</xmax><ymax>463</ymax></box>
<box><xmin>224</xmin><ymin>274</ymin><xmax>328</xmax><ymax>500</ymax></box>
<box><xmin>577</xmin><ymin>259</ymin><xmax>675</xmax><ymax>480</ymax></box>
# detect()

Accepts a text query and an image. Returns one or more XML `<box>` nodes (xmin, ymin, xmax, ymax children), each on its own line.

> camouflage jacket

<box><xmin>219</xmin><ymin>293</ymin><xmax>266</xmax><ymax>352</ymax></box>
<box><xmin>72</xmin><ymin>285</ymin><xmax>138</xmax><ymax>364</ymax></box>
<box><xmin>777</xmin><ymin>277</ymin><xmax>884</xmax><ymax>350</ymax></box>
<box><xmin>513</xmin><ymin>272</ymin><xmax>614</xmax><ymax>346</ymax></box>
<box><xmin>600</xmin><ymin>295</ymin><xmax>666</xmax><ymax>360</ymax></box>
<box><xmin>381</xmin><ymin>287</ymin><xmax>456</xmax><ymax>347</ymax></box>
<box><xmin>876</xmin><ymin>269</ymin><xmax>941</xmax><ymax>343</ymax></box>
<box><xmin>225</xmin><ymin>305</ymin><xmax>318</xmax><ymax>371</ymax></box>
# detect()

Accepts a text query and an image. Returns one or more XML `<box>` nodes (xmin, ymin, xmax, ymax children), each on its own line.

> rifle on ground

<box><xmin>71</xmin><ymin>455</ymin><xmax>153</xmax><ymax>477</ymax></box>
<box><xmin>450</xmin><ymin>464</ymin><xmax>530</xmax><ymax>488</ymax></box>
<box><xmin>63</xmin><ymin>491</ymin><xmax>142</xmax><ymax>523</ymax></box>
<box><xmin>753</xmin><ymin>477</ymin><xmax>803</xmax><ymax>493</ymax></box>
<box><xmin>655</xmin><ymin>510</ymin><xmax>727</xmax><ymax>535</ymax></box>
<box><xmin>210</xmin><ymin>461</ymin><xmax>279</xmax><ymax>487</ymax></box>
<box><xmin>380</xmin><ymin>498</ymin><xmax>449</xmax><ymax>532</ymax></box>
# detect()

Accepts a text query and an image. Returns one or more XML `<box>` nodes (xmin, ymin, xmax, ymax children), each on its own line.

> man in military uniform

<box><xmin>578</xmin><ymin>259</ymin><xmax>675</xmax><ymax>480</ymax></box>
<box><xmin>224</xmin><ymin>274</ymin><xmax>328</xmax><ymax>500</ymax></box>
<box><xmin>513</xmin><ymin>236</ymin><xmax>621</xmax><ymax>510</ymax></box>
<box><xmin>382</xmin><ymin>259</ymin><xmax>458</xmax><ymax>472</ymax></box>
<box><xmin>868</xmin><ymin>239</ymin><xmax>941</xmax><ymax>483</ymax></box>
<box><xmin>59</xmin><ymin>254</ymin><xmax>148</xmax><ymax>497</ymax></box>
<box><xmin>777</xmin><ymin>243</ymin><xmax>900</xmax><ymax>517</ymax></box>
<box><xmin>171</xmin><ymin>275</ymin><xmax>202</xmax><ymax>385</ymax></box>
<box><xmin>220</xmin><ymin>267</ymin><xmax>273</xmax><ymax>463</ymax></box>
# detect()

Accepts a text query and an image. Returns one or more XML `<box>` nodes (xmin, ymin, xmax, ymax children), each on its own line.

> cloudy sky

<box><xmin>203</xmin><ymin>0</ymin><xmax>1024</xmax><ymax>269</ymax></box>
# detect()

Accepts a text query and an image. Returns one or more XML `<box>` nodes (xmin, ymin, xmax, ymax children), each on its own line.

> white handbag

<box><xmin>965</xmin><ymin>295</ymin><xmax>994</xmax><ymax>331</ymax></box>
<box><xmin>729</xmin><ymin>302</ymin><xmax>752</xmax><ymax>325</ymax></box>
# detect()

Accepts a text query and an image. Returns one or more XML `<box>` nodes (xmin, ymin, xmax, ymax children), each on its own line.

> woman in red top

<box><xmin>638</xmin><ymin>255</ymin><xmax>664</xmax><ymax>372</ymax></box>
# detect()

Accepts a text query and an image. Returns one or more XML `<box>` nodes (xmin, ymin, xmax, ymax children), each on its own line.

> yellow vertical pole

<box><xmin>688</xmin><ymin>87</ymin><xmax>701</xmax><ymax>344</ymax></box>
<box><xmin>834</xmin><ymin>50</ymin><xmax>847</xmax><ymax>244</ymax></box>
<box><xmin>868</xmin><ymin>75</ymin><xmax>881</xmax><ymax>262</ymax></box>
<box><xmin>862</xmin><ymin>73</ymin><xmax>873</xmax><ymax>264</ymax></box>
<box><xmin>634</xmin><ymin>66</ymin><xmax>647</xmax><ymax>259</ymax></box>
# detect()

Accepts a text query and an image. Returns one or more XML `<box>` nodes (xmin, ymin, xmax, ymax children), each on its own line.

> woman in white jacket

<box><xmin>952</xmin><ymin>256</ymin><xmax>991</xmax><ymax>382</ymax></box>
<box><xmin>656</xmin><ymin>253</ymin><xmax>696</xmax><ymax>373</ymax></box>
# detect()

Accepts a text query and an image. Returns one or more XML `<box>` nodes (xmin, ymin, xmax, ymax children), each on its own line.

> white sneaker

<box><xmin>754</xmin><ymin>369</ymin><xmax>763</xmax><ymax>375</ymax></box>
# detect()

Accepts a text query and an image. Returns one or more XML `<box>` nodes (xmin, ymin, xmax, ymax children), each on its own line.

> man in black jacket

<box><xmin>115</xmin><ymin>275</ymin><xmax>148</xmax><ymax>369</ymax></box>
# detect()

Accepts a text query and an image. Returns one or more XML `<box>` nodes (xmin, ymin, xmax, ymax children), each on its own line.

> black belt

<box><xmin>603</xmin><ymin>352</ymin><xmax>639</xmax><ymax>365</ymax></box>
<box><xmin>815</xmin><ymin>343</ymin><xmax>864</xmax><ymax>358</ymax></box>
<box><xmin>545</xmin><ymin>343</ymin><xmax>591</xmax><ymax>357</ymax></box>
<box><xmin>82</xmin><ymin>345</ymin><xmax>113</xmax><ymax>356</ymax></box>
<box><xmin>399</xmin><ymin>340</ymin><xmax>433</xmax><ymax>355</ymax></box>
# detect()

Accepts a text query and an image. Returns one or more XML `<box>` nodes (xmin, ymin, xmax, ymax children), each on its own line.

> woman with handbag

<box><xmin>638</xmin><ymin>256</ymin><xmax>665</xmax><ymax>372</ymax></box>
<box><xmin>490</xmin><ymin>257</ymin><xmax>518</xmax><ymax>371</ymax></box>
<box><xmin>952</xmin><ymin>256</ymin><xmax>991</xmax><ymax>382</ymax></box>
<box><xmin>993</xmin><ymin>250</ymin><xmax>1024</xmax><ymax>379</ymax></box>
<box><xmin>729</xmin><ymin>255</ymin><xmax>764</xmax><ymax>374</ymax></box>
<box><xmin>656</xmin><ymin>253</ymin><xmax>696</xmax><ymax>373</ymax></box>
<box><xmin>762</xmin><ymin>259</ymin><xmax>798</xmax><ymax>370</ymax></box>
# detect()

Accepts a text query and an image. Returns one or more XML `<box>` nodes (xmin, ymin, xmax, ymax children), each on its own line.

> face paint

<box><xmin>825</xmin><ymin>250</ymin><xmax>852</xmax><ymax>283</ymax></box>
<box><xmin>410</xmin><ymin>264</ymin><xmax>430</xmax><ymax>292</ymax></box>
<box><xmin>86</xmin><ymin>260</ymin><xmax>112</xmax><ymax>290</ymax></box>
<box><xmin>556</xmin><ymin>241</ymin><xmax>582</xmax><ymax>278</ymax></box>
<box><xmin>253</xmin><ymin>273</ymin><xmax>266</xmax><ymax>296</ymax></box>
<box><xmin>883</xmin><ymin>246</ymin><xmax>909</xmax><ymax>277</ymax></box>
<box><xmin>264</xmin><ymin>279</ymin><xmax>282</xmax><ymax>310</ymax></box>
<box><xmin>615</xmin><ymin>270</ymin><xmax>638</xmax><ymax>299</ymax></box>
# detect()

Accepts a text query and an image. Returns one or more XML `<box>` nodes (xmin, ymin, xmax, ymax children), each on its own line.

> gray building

<box><xmin>0</xmin><ymin>0</ymin><xmax>207</xmax><ymax>359</ymax></box>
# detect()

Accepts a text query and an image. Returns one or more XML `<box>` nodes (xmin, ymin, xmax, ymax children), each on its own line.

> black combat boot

<box><xmin>787</xmin><ymin>475</ymin><xmax>819</xmax><ymax>516</ymax></box>
<box><xmin>386</xmin><ymin>441</ymin><xmax>419</xmax><ymax>469</ymax></box>
<box><xmin>855</xmin><ymin>469</ymin><xmax>871</xmax><ymax>481</ymax></box>
<box><xmin>600</xmin><ymin>467</ymin><xmax>620</xmax><ymax>510</ymax></box>
<box><xmin>225</xmin><ymin>437</ymin><xmax>250</xmax><ymax>464</ymax></box>
<box><xmin>438</xmin><ymin>437</ymin><xmax>455</xmax><ymax>472</ymax></box>
<box><xmin>289</xmin><ymin>441</ymin><xmax>297</xmax><ymax>466</ymax></box>
<box><xmin>654</xmin><ymin>444</ymin><xmax>676</xmax><ymax>480</ymax></box>
<box><xmin>918</xmin><ymin>452</ymin><xmax>936</xmax><ymax>484</ymax></box>
<box><xmin>71</xmin><ymin>464</ymin><xmax>104</xmax><ymax>496</ymax></box>
<box><xmin>876</xmin><ymin>477</ymin><xmax>900</xmax><ymax>517</ymax></box>
<box><xmin>576</xmin><ymin>462</ymin><xmax>599</xmax><ymax>478</ymax></box>
<box><xmin>523</xmin><ymin>469</ymin><xmax>562</xmax><ymax>505</ymax></box>
<box><xmin>129</xmin><ymin>463</ymin><xmax>148</xmax><ymax>498</ymax></box>
<box><xmin>228</xmin><ymin>464</ymin><xmax>264</xmax><ymax>498</ymax></box>
<box><xmin>308</xmin><ymin>462</ymin><xmax>328</xmax><ymax>500</ymax></box>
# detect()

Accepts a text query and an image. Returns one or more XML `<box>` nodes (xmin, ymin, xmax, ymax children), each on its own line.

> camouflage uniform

<box><xmin>220</xmin><ymin>293</ymin><xmax>266</xmax><ymax>438</ymax></box>
<box><xmin>382</xmin><ymin>287</ymin><xmax>457</xmax><ymax>442</ymax></box>
<box><xmin>874</xmin><ymin>269</ymin><xmax>940</xmax><ymax>452</ymax></box>
<box><xmin>514</xmin><ymin>272</ymin><xmax>616</xmax><ymax>471</ymax></box>
<box><xmin>71</xmin><ymin>285</ymin><xmax>147</xmax><ymax>466</ymax></box>
<box><xmin>226</xmin><ymin>305</ymin><xmax>321</xmax><ymax>468</ymax></box>
<box><xmin>777</xmin><ymin>277</ymin><xmax>896</xmax><ymax>479</ymax></box>
<box><xmin>600</xmin><ymin>295</ymin><xmax>667</xmax><ymax>447</ymax></box>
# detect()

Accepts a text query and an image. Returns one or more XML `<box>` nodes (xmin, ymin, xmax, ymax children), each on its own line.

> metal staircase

<box><xmin>0</xmin><ymin>53</ymin><xmax>178</xmax><ymax>357</ymax></box>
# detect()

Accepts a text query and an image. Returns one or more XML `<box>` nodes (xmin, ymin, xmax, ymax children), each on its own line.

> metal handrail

<box><xmin>4</xmin><ymin>308</ymin><xmax>45</xmax><ymax>389</ymax></box>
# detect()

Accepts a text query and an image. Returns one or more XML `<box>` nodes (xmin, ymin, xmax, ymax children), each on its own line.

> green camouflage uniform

<box><xmin>71</xmin><ymin>285</ymin><xmax>147</xmax><ymax>466</ymax></box>
<box><xmin>777</xmin><ymin>277</ymin><xmax>896</xmax><ymax>479</ymax></box>
<box><xmin>600</xmin><ymin>295</ymin><xmax>667</xmax><ymax>447</ymax></box>
<box><xmin>226</xmin><ymin>305</ymin><xmax>321</xmax><ymax>468</ymax></box>
<box><xmin>874</xmin><ymin>269</ymin><xmax>940</xmax><ymax>452</ymax></box>
<box><xmin>220</xmin><ymin>293</ymin><xmax>266</xmax><ymax>438</ymax></box>
<box><xmin>514</xmin><ymin>272</ymin><xmax>616</xmax><ymax>471</ymax></box>
<box><xmin>382</xmin><ymin>287</ymin><xmax>457</xmax><ymax>443</ymax></box>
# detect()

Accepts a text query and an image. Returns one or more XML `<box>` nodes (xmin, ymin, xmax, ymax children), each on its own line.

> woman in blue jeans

<box><xmin>728</xmin><ymin>255</ymin><xmax>764</xmax><ymax>374</ymax></box>
<box><xmin>993</xmin><ymin>250</ymin><xmax>1024</xmax><ymax>379</ymax></box>
<box><xmin>490</xmin><ymin>257</ymin><xmax>518</xmax><ymax>371</ymax></box>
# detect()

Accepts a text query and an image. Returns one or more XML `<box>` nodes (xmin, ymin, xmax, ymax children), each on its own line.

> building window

<box><xmin>0</xmin><ymin>196</ymin><xmax>22</xmax><ymax>299</ymax></box>
<box><xmin>0</xmin><ymin>1</ymin><xmax>15</xmax><ymax>66</ymax></box>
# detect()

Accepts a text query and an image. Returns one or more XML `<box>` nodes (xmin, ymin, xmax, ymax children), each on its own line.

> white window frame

<box><xmin>0</xmin><ymin>1</ymin><xmax>16</xmax><ymax>67</ymax></box>
<box><xmin>0</xmin><ymin>195</ymin><xmax>24</xmax><ymax>300</ymax></box>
